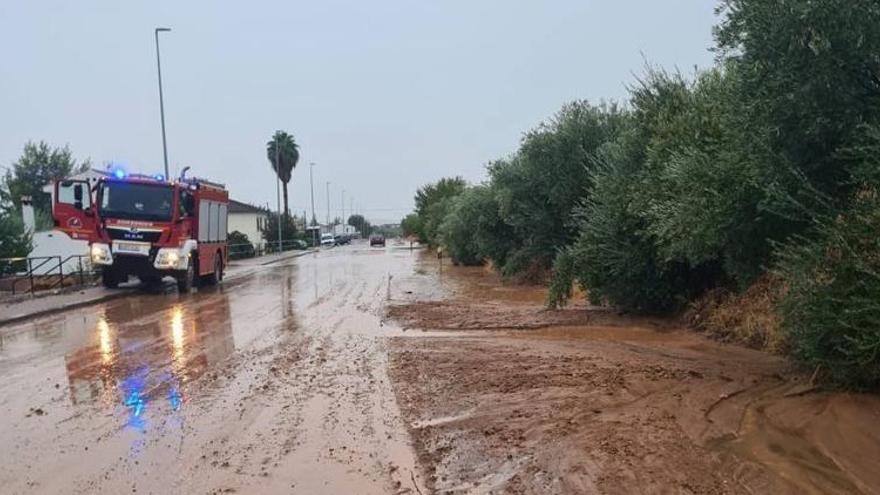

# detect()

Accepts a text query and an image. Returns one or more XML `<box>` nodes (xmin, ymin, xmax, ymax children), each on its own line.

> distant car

<box><xmin>370</xmin><ymin>235</ymin><xmax>386</xmax><ymax>247</ymax></box>
<box><xmin>334</xmin><ymin>234</ymin><xmax>351</xmax><ymax>245</ymax></box>
<box><xmin>321</xmin><ymin>233</ymin><xmax>335</xmax><ymax>247</ymax></box>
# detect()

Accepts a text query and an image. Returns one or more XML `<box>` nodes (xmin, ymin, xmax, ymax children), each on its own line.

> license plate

<box><xmin>113</xmin><ymin>242</ymin><xmax>151</xmax><ymax>256</ymax></box>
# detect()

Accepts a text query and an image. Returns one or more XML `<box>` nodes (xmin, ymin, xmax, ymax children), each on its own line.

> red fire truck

<box><xmin>52</xmin><ymin>168</ymin><xmax>229</xmax><ymax>292</ymax></box>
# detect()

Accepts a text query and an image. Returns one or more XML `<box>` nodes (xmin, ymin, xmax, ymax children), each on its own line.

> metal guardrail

<box><xmin>227</xmin><ymin>240</ymin><xmax>311</xmax><ymax>260</ymax></box>
<box><xmin>0</xmin><ymin>255</ymin><xmax>96</xmax><ymax>295</ymax></box>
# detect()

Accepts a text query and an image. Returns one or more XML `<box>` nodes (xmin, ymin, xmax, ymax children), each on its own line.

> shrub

<box><xmin>400</xmin><ymin>213</ymin><xmax>422</xmax><ymax>239</ymax></box>
<box><xmin>548</xmin><ymin>128</ymin><xmax>696</xmax><ymax>312</ymax></box>
<box><xmin>439</xmin><ymin>192</ymin><xmax>483</xmax><ymax>266</ymax></box>
<box><xmin>776</xmin><ymin>200</ymin><xmax>880</xmax><ymax>388</ymax></box>
<box><xmin>413</xmin><ymin>177</ymin><xmax>467</xmax><ymax>246</ymax></box>
<box><xmin>489</xmin><ymin>102</ymin><xmax>626</xmax><ymax>276</ymax></box>
<box><xmin>440</xmin><ymin>186</ymin><xmax>512</xmax><ymax>266</ymax></box>
<box><xmin>716</xmin><ymin>0</ymin><xmax>880</xmax><ymax>198</ymax></box>
<box><xmin>546</xmin><ymin>249</ymin><xmax>577</xmax><ymax>308</ymax></box>
<box><xmin>775</xmin><ymin>132</ymin><xmax>880</xmax><ymax>388</ymax></box>
<box><xmin>0</xmin><ymin>210</ymin><xmax>32</xmax><ymax>257</ymax></box>
<box><xmin>262</xmin><ymin>213</ymin><xmax>301</xmax><ymax>251</ymax></box>
<box><xmin>228</xmin><ymin>230</ymin><xmax>255</xmax><ymax>259</ymax></box>
<box><xmin>633</xmin><ymin>66</ymin><xmax>779</xmax><ymax>287</ymax></box>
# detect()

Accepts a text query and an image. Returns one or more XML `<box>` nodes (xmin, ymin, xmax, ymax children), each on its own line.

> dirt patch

<box><xmin>687</xmin><ymin>275</ymin><xmax>787</xmax><ymax>353</ymax></box>
<box><xmin>387</xmin><ymin>275</ymin><xmax>880</xmax><ymax>493</ymax></box>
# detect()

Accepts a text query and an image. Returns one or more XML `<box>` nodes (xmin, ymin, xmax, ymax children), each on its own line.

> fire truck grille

<box><xmin>107</xmin><ymin>228</ymin><xmax>163</xmax><ymax>243</ymax></box>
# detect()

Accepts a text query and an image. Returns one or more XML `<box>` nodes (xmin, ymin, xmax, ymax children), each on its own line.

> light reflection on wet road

<box><xmin>0</xmin><ymin>243</ymin><xmax>427</xmax><ymax>494</ymax></box>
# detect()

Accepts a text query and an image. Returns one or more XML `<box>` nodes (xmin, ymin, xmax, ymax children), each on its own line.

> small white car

<box><xmin>320</xmin><ymin>233</ymin><xmax>335</xmax><ymax>247</ymax></box>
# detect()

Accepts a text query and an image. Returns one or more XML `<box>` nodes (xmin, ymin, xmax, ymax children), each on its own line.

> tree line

<box><xmin>403</xmin><ymin>0</ymin><xmax>880</xmax><ymax>388</ymax></box>
<box><xmin>0</xmin><ymin>142</ymin><xmax>89</xmax><ymax>258</ymax></box>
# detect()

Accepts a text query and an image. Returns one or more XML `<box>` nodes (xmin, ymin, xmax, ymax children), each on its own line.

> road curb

<box><xmin>258</xmin><ymin>249</ymin><xmax>317</xmax><ymax>266</ymax></box>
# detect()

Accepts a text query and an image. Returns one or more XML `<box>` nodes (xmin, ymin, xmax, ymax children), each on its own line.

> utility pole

<box><xmin>341</xmin><ymin>189</ymin><xmax>345</xmax><ymax>232</ymax></box>
<box><xmin>154</xmin><ymin>27</ymin><xmax>171</xmax><ymax>179</ymax></box>
<box><xmin>275</xmin><ymin>135</ymin><xmax>282</xmax><ymax>253</ymax></box>
<box><xmin>309</xmin><ymin>162</ymin><xmax>316</xmax><ymax>225</ymax></box>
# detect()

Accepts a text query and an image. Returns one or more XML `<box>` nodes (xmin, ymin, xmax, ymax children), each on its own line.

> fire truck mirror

<box><xmin>181</xmin><ymin>192</ymin><xmax>196</xmax><ymax>217</ymax></box>
<box><xmin>73</xmin><ymin>184</ymin><xmax>83</xmax><ymax>209</ymax></box>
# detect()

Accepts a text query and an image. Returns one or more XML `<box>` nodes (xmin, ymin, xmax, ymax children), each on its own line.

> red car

<box><xmin>369</xmin><ymin>235</ymin><xmax>385</xmax><ymax>247</ymax></box>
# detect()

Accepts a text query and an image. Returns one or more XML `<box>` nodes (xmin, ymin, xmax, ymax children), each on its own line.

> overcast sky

<box><xmin>1</xmin><ymin>1</ymin><xmax>717</xmax><ymax>224</ymax></box>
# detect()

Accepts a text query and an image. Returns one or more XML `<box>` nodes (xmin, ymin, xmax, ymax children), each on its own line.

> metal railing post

<box><xmin>58</xmin><ymin>256</ymin><xmax>64</xmax><ymax>288</ymax></box>
<box><xmin>27</xmin><ymin>258</ymin><xmax>34</xmax><ymax>295</ymax></box>
<box><xmin>10</xmin><ymin>259</ymin><xmax>17</xmax><ymax>296</ymax></box>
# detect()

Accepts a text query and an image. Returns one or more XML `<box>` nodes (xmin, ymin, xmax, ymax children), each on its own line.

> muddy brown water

<box><xmin>388</xmin><ymin>256</ymin><xmax>880</xmax><ymax>494</ymax></box>
<box><xmin>0</xmin><ymin>245</ymin><xmax>426</xmax><ymax>494</ymax></box>
<box><xmin>2</xmin><ymin>246</ymin><xmax>879</xmax><ymax>494</ymax></box>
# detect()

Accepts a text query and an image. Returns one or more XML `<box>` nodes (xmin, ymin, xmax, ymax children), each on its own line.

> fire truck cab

<box><xmin>53</xmin><ymin>169</ymin><xmax>229</xmax><ymax>292</ymax></box>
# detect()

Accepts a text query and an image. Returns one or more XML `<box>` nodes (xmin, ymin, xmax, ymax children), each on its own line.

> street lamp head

<box><xmin>156</xmin><ymin>27</ymin><xmax>171</xmax><ymax>33</ymax></box>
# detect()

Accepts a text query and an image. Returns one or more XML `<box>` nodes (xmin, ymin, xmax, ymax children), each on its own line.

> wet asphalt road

<box><xmin>0</xmin><ymin>243</ymin><xmax>426</xmax><ymax>495</ymax></box>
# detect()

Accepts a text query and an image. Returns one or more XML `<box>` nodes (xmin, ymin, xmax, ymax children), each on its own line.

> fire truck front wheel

<box><xmin>101</xmin><ymin>267</ymin><xmax>121</xmax><ymax>289</ymax></box>
<box><xmin>176</xmin><ymin>260</ymin><xmax>196</xmax><ymax>293</ymax></box>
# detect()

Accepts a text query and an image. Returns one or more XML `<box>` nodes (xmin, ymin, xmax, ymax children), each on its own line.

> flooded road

<box><xmin>4</xmin><ymin>244</ymin><xmax>880</xmax><ymax>494</ymax></box>
<box><xmin>0</xmin><ymin>244</ymin><xmax>425</xmax><ymax>495</ymax></box>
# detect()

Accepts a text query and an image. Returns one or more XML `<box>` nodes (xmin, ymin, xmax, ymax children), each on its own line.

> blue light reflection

<box><xmin>121</xmin><ymin>370</ymin><xmax>148</xmax><ymax>431</ymax></box>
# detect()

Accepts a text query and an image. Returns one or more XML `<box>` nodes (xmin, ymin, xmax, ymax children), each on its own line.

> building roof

<box><xmin>228</xmin><ymin>199</ymin><xmax>269</xmax><ymax>214</ymax></box>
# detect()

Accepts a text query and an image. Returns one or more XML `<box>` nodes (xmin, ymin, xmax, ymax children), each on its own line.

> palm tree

<box><xmin>266</xmin><ymin>130</ymin><xmax>300</xmax><ymax>217</ymax></box>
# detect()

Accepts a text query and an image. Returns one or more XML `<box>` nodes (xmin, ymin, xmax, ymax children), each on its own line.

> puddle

<box><xmin>416</xmin><ymin>252</ymin><xmax>547</xmax><ymax>305</ymax></box>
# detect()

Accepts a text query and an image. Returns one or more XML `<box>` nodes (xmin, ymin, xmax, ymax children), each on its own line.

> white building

<box><xmin>41</xmin><ymin>168</ymin><xmax>110</xmax><ymax>203</ymax></box>
<box><xmin>227</xmin><ymin>200</ymin><xmax>269</xmax><ymax>246</ymax></box>
<box><xmin>332</xmin><ymin>224</ymin><xmax>357</xmax><ymax>236</ymax></box>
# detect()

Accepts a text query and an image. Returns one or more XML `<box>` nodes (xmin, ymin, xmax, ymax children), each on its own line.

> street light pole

<box><xmin>341</xmin><ymin>189</ymin><xmax>345</xmax><ymax>232</ymax></box>
<box><xmin>154</xmin><ymin>27</ymin><xmax>171</xmax><ymax>179</ymax></box>
<box><xmin>309</xmin><ymin>162</ymin><xmax>316</xmax><ymax>225</ymax></box>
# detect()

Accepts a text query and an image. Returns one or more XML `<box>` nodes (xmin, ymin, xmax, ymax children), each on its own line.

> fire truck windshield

<box><xmin>98</xmin><ymin>181</ymin><xmax>174</xmax><ymax>222</ymax></box>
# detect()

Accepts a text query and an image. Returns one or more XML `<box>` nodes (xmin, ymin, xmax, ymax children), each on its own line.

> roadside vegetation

<box><xmin>228</xmin><ymin>230</ymin><xmax>256</xmax><ymax>259</ymax></box>
<box><xmin>266</xmin><ymin>130</ymin><xmax>300</xmax><ymax>218</ymax></box>
<box><xmin>347</xmin><ymin>214</ymin><xmax>373</xmax><ymax>237</ymax></box>
<box><xmin>405</xmin><ymin>0</ymin><xmax>880</xmax><ymax>388</ymax></box>
<box><xmin>1</xmin><ymin>141</ymin><xmax>89</xmax><ymax>259</ymax></box>
<box><xmin>0</xmin><ymin>211</ymin><xmax>31</xmax><ymax>261</ymax></box>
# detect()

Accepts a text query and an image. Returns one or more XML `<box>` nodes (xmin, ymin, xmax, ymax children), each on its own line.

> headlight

<box><xmin>154</xmin><ymin>248</ymin><xmax>186</xmax><ymax>270</ymax></box>
<box><xmin>90</xmin><ymin>243</ymin><xmax>113</xmax><ymax>265</ymax></box>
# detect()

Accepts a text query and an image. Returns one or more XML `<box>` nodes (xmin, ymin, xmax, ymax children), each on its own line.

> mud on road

<box><xmin>387</xmin><ymin>258</ymin><xmax>880</xmax><ymax>494</ymax></box>
<box><xmin>3</xmin><ymin>244</ymin><xmax>880</xmax><ymax>495</ymax></box>
<box><xmin>0</xmin><ymin>245</ymin><xmax>426</xmax><ymax>495</ymax></box>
